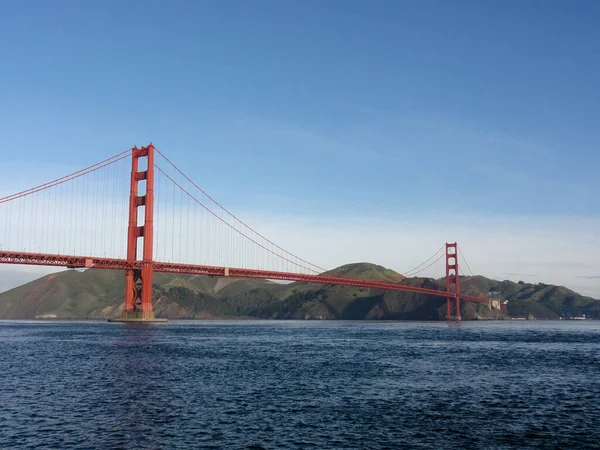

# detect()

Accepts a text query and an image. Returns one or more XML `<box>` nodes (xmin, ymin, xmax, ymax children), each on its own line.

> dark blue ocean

<box><xmin>1</xmin><ymin>320</ymin><xmax>599</xmax><ymax>449</ymax></box>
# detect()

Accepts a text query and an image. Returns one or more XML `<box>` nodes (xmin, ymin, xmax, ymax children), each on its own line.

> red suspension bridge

<box><xmin>0</xmin><ymin>144</ymin><xmax>500</xmax><ymax>321</ymax></box>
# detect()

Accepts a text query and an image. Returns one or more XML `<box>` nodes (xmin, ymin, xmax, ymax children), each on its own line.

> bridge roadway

<box><xmin>0</xmin><ymin>251</ymin><xmax>489</xmax><ymax>305</ymax></box>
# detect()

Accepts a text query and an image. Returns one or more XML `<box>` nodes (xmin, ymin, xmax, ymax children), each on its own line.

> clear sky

<box><xmin>1</xmin><ymin>1</ymin><xmax>599</xmax><ymax>295</ymax></box>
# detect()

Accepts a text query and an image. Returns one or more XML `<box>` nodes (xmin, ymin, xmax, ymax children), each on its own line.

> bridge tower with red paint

<box><xmin>117</xmin><ymin>144</ymin><xmax>163</xmax><ymax>322</ymax></box>
<box><xmin>445</xmin><ymin>242</ymin><xmax>461</xmax><ymax>320</ymax></box>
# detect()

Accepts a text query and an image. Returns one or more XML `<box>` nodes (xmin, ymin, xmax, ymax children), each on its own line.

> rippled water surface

<box><xmin>1</xmin><ymin>320</ymin><xmax>599</xmax><ymax>449</ymax></box>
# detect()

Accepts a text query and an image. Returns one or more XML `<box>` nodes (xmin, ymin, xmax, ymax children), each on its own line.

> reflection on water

<box><xmin>110</xmin><ymin>325</ymin><xmax>168</xmax><ymax>448</ymax></box>
<box><xmin>0</xmin><ymin>320</ymin><xmax>599</xmax><ymax>449</ymax></box>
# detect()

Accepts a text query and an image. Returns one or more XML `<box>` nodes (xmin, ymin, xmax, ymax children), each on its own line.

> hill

<box><xmin>458</xmin><ymin>276</ymin><xmax>600</xmax><ymax>319</ymax></box>
<box><xmin>0</xmin><ymin>269</ymin><xmax>278</xmax><ymax>320</ymax></box>
<box><xmin>0</xmin><ymin>263</ymin><xmax>598</xmax><ymax>320</ymax></box>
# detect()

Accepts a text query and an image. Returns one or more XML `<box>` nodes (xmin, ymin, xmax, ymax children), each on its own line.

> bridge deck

<box><xmin>0</xmin><ymin>251</ymin><xmax>489</xmax><ymax>304</ymax></box>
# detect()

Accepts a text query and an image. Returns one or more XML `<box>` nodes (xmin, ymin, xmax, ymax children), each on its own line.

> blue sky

<box><xmin>1</xmin><ymin>1</ymin><xmax>599</xmax><ymax>294</ymax></box>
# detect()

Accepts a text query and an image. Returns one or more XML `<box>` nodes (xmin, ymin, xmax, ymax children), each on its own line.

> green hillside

<box><xmin>0</xmin><ymin>263</ymin><xmax>598</xmax><ymax>320</ymax></box>
<box><xmin>321</xmin><ymin>262</ymin><xmax>406</xmax><ymax>282</ymax></box>
<box><xmin>0</xmin><ymin>269</ymin><xmax>278</xmax><ymax>320</ymax></box>
<box><xmin>458</xmin><ymin>276</ymin><xmax>600</xmax><ymax>319</ymax></box>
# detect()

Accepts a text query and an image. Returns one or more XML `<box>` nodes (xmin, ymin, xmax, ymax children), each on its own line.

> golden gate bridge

<box><xmin>0</xmin><ymin>145</ymin><xmax>502</xmax><ymax>321</ymax></box>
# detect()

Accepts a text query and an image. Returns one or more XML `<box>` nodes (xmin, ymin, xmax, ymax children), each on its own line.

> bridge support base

<box><xmin>108</xmin><ymin>311</ymin><xmax>168</xmax><ymax>323</ymax></box>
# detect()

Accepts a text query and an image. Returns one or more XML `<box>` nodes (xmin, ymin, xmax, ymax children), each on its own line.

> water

<box><xmin>1</xmin><ymin>320</ymin><xmax>599</xmax><ymax>449</ymax></box>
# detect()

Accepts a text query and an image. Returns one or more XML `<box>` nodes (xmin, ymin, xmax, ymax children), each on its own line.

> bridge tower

<box><xmin>117</xmin><ymin>144</ymin><xmax>162</xmax><ymax>322</ymax></box>
<box><xmin>445</xmin><ymin>242</ymin><xmax>461</xmax><ymax>320</ymax></box>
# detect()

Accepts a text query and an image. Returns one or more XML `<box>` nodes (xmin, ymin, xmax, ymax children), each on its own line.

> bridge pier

<box><xmin>445</xmin><ymin>296</ymin><xmax>462</xmax><ymax>321</ymax></box>
<box><xmin>108</xmin><ymin>311</ymin><xmax>167</xmax><ymax>322</ymax></box>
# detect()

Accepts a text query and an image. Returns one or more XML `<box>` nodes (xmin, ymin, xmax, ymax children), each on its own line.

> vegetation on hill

<box><xmin>321</xmin><ymin>262</ymin><xmax>406</xmax><ymax>283</ymax></box>
<box><xmin>0</xmin><ymin>263</ymin><xmax>598</xmax><ymax>320</ymax></box>
<box><xmin>458</xmin><ymin>276</ymin><xmax>600</xmax><ymax>319</ymax></box>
